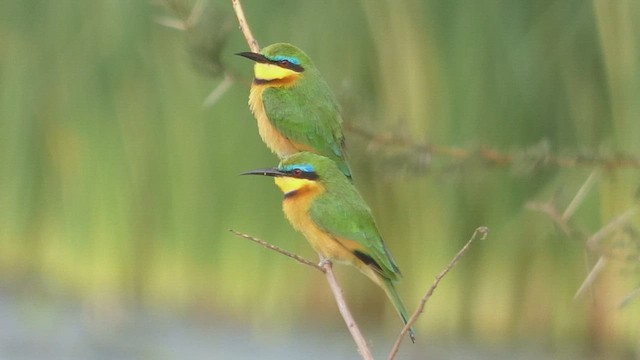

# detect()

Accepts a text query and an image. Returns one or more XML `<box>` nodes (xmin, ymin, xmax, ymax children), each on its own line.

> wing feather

<box><xmin>309</xmin><ymin>187</ymin><xmax>401</xmax><ymax>281</ymax></box>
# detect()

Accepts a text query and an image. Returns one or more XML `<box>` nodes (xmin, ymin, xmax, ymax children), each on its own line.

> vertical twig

<box><xmin>321</xmin><ymin>257</ymin><xmax>375</xmax><ymax>360</ymax></box>
<box><xmin>231</xmin><ymin>0</ymin><xmax>260</xmax><ymax>52</ymax></box>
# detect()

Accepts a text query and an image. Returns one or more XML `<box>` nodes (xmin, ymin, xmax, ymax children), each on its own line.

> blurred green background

<box><xmin>1</xmin><ymin>0</ymin><xmax>640</xmax><ymax>359</ymax></box>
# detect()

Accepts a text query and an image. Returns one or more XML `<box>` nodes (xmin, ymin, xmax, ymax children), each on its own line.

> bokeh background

<box><xmin>1</xmin><ymin>0</ymin><xmax>640</xmax><ymax>359</ymax></box>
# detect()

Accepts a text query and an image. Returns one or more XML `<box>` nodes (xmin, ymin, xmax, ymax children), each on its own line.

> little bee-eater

<box><xmin>242</xmin><ymin>152</ymin><xmax>415</xmax><ymax>342</ymax></box>
<box><xmin>237</xmin><ymin>43</ymin><xmax>352</xmax><ymax>179</ymax></box>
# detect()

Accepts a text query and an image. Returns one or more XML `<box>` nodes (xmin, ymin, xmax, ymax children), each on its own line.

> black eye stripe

<box><xmin>270</xmin><ymin>59</ymin><xmax>305</xmax><ymax>73</ymax></box>
<box><xmin>287</xmin><ymin>169</ymin><xmax>319</xmax><ymax>180</ymax></box>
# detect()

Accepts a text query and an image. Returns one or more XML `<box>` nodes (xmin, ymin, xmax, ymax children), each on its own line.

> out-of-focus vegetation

<box><xmin>1</xmin><ymin>0</ymin><xmax>639</xmax><ymax>358</ymax></box>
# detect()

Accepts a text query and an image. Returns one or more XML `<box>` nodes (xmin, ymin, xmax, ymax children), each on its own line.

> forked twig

<box><xmin>586</xmin><ymin>206</ymin><xmax>638</xmax><ymax>251</ymax></box>
<box><xmin>526</xmin><ymin>169</ymin><xmax>601</xmax><ymax>237</ymax></box>
<box><xmin>618</xmin><ymin>287</ymin><xmax>640</xmax><ymax>309</ymax></box>
<box><xmin>155</xmin><ymin>0</ymin><xmax>206</xmax><ymax>31</ymax></box>
<box><xmin>573</xmin><ymin>206</ymin><xmax>638</xmax><ymax>300</ymax></box>
<box><xmin>229</xmin><ymin>229</ymin><xmax>373</xmax><ymax>359</ymax></box>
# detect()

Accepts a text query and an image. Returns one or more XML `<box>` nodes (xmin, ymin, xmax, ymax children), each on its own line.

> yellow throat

<box><xmin>247</xmin><ymin>63</ymin><xmax>308</xmax><ymax>157</ymax></box>
<box><xmin>254</xmin><ymin>62</ymin><xmax>300</xmax><ymax>82</ymax></box>
<box><xmin>274</xmin><ymin>177</ymin><xmax>319</xmax><ymax>196</ymax></box>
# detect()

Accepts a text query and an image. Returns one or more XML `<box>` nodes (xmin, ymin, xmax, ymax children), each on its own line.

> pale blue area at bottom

<box><xmin>0</xmin><ymin>288</ymin><xmax>582</xmax><ymax>360</ymax></box>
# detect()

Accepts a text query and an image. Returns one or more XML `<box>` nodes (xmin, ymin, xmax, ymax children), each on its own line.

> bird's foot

<box><xmin>318</xmin><ymin>258</ymin><xmax>332</xmax><ymax>268</ymax></box>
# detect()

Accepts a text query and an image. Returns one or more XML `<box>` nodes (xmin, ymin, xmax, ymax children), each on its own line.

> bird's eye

<box><xmin>279</xmin><ymin>59</ymin><xmax>290</xmax><ymax>66</ymax></box>
<box><xmin>292</xmin><ymin>169</ymin><xmax>303</xmax><ymax>177</ymax></box>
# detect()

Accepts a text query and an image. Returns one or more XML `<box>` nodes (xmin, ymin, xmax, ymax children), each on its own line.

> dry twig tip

<box><xmin>388</xmin><ymin>226</ymin><xmax>488</xmax><ymax>360</ymax></box>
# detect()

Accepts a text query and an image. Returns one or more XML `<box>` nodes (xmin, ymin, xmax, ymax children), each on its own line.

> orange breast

<box><xmin>281</xmin><ymin>185</ymin><xmax>360</xmax><ymax>265</ymax></box>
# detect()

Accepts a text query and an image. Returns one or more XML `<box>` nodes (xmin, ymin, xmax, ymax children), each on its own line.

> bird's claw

<box><xmin>318</xmin><ymin>258</ymin><xmax>332</xmax><ymax>268</ymax></box>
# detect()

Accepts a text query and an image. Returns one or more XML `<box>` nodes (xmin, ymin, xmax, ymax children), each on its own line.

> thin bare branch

<box><xmin>573</xmin><ymin>206</ymin><xmax>638</xmax><ymax>300</ymax></box>
<box><xmin>618</xmin><ymin>287</ymin><xmax>640</xmax><ymax>309</ymax></box>
<box><xmin>155</xmin><ymin>0</ymin><xmax>205</xmax><ymax>31</ymax></box>
<box><xmin>203</xmin><ymin>73</ymin><xmax>235</xmax><ymax>107</ymax></box>
<box><xmin>231</xmin><ymin>0</ymin><xmax>260</xmax><ymax>52</ymax></box>
<box><xmin>388</xmin><ymin>226</ymin><xmax>489</xmax><ymax>360</ymax></box>
<box><xmin>586</xmin><ymin>206</ymin><xmax>638</xmax><ymax>251</ymax></box>
<box><xmin>155</xmin><ymin>16</ymin><xmax>188</xmax><ymax>31</ymax></box>
<box><xmin>526</xmin><ymin>201</ymin><xmax>572</xmax><ymax>236</ymax></box>
<box><xmin>186</xmin><ymin>0</ymin><xmax>206</xmax><ymax>28</ymax></box>
<box><xmin>562</xmin><ymin>169</ymin><xmax>601</xmax><ymax>221</ymax></box>
<box><xmin>229</xmin><ymin>229</ymin><xmax>324</xmax><ymax>272</ymax></box>
<box><xmin>321</xmin><ymin>257</ymin><xmax>375</xmax><ymax>360</ymax></box>
<box><xmin>230</xmin><ymin>230</ymin><xmax>374</xmax><ymax>358</ymax></box>
<box><xmin>574</xmin><ymin>256</ymin><xmax>607</xmax><ymax>300</ymax></box>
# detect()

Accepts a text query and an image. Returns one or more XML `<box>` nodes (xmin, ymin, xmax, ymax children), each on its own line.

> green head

<box><xmin>241</xmin><ymin>152</ymin><xmax>349</xmax><ymax>197</ymax></box>
<box><xmin>236</xmin><ymin>43</ymin><xmax>317</xmax><ymax>84</ymax></box>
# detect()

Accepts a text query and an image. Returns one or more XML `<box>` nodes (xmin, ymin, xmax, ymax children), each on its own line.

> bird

<box><xmin>237</xmin><ymin>43</ymin><xmax>352</xmax><ymax>179</ymax></box>
<box><xmin>241</xmin><ymin>152</ymin><xmax>415</xmax><ymax>342</ymax></box>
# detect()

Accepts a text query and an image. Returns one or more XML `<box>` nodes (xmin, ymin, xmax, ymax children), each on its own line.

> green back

<box><xmin>281</xmin><ymin>153</ymin><xmax>400</xmax><ymax>280</ymax></box>
<box><xmin>262</xmin><ymin>44</ymin><xmax>352</xmax><ymax>178</ymax></box>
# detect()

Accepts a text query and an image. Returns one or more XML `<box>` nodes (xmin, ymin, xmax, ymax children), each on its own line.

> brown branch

<box><xmin>345</xmin><ymin>122</ymin><xmax>640</xmax><ymax>170</ymax></box>
<box><xmin>388</xmin><ymin>226</ymin><xmax>489</xmax><ymax>360</ymax></box>
<box><xmin>320</xmin><ymin>257</ymin><xmax>375</xmax><ymax>360</ymax></box>
<box><xmin>229</xmin><ymin>230</ymin><xmax>374</xmax><ymax>359</ymax></box>
<box><xmin>231</xmin><ymin>0</ymin><xmax>260</xmax><ymax>52</ymax></box>
<box><xmin>229</xmin><ymin>229</ymin><xmax>323</xmax><ymax>271</ymax></box>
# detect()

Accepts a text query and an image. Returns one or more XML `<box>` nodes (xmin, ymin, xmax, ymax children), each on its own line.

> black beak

<box><xmin>240</xmin><ymin>168</ymin><xmax>286</xmax><ymax>177</ymax></box>
<box><xmin>236</xmin><ymin>52</ymin><xmax>269</xmax><ymax>63</ymax></box>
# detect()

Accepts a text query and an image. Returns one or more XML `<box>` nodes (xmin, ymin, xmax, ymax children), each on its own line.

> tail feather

<box><xmin>335</xmin><ymin>158</ymin><xmax>352</xmax><ymax>180</ymax></box>
<box><xmin>381</xmin><ymin>277</ymin><xmax>416</xmax><ymax>343</ymax></box>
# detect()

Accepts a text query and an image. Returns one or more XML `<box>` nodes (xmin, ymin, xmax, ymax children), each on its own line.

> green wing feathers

<box><xmin>262</xmin><ymin>76</ymin><xmax>352</xmax><ymax>178</ymax></box>
<box><xmin>309</xmin><ymin>185</ymin><xmax>401</xmax><ymax>282</ymax></box>
<box><xmin>310</xmin><ymin>189</ymin><xmax>415</xmax><ymax>342</ymax></box>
